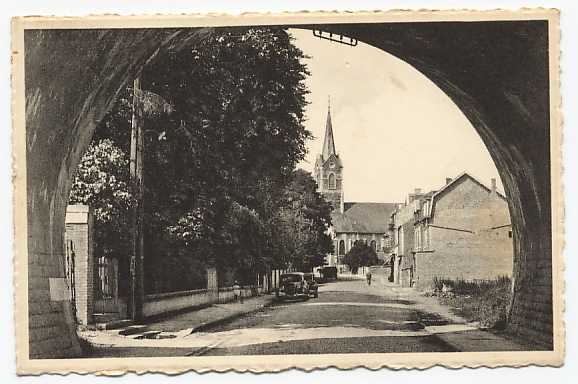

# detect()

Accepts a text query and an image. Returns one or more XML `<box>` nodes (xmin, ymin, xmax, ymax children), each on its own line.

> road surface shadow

<box><xmin>198</xmin><ymin>335</ymin><xmax>459</xmax><ymax>356</ymax></box>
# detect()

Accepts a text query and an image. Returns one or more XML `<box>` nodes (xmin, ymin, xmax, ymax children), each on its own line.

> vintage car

<box><xmin>318</xmin><ymin>266</ymin><xmax>337</xmax><ymax>282</ymax></box>
<box><xmin>276</xmin><ymin>272</ymin><xmax>312</xmax><ymax>301</ymax></box>
<box><xmin>303</xmin><ymin>272</ymin><xmax>319</xmax><ymax>298</ymax></box>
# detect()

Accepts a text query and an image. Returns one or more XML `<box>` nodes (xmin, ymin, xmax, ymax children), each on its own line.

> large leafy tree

<box><xmin>78</xmin><ymin>27</ymin><xmax>313</xmax><ymax>293</ymax></box>
<box><xmin>150</xmin><ymin>27</ymin><xmax>311</xmax><ymax>276</ymax></box>
<box><xmin>141</xmin><ymin>27</ymin><xmax>310</xmax><ymax>210</ymax></box>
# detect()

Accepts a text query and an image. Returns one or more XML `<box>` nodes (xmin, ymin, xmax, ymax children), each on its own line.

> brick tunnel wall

<box><xmin>19</xmin><ymin>20</ymin><xmax>557</xmax><ymax>358</ymax></box>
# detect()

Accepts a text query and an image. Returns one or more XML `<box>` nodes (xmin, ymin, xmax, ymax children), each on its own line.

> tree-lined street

<box><xmin>84</xmin><ymin>278</ymin><xmax>526</xmax><ymax>357</ymax></box>
<box><xmin>66</xmin><ymin>26</ymin><xmax>527</xmax><ymax>358</ymax></box>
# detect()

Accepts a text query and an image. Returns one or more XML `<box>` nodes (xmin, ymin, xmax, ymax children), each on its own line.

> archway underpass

<box><xmin>21</xmin><ymin>19</ymin><xmax>556</xmax><ymax>358</ymax></box>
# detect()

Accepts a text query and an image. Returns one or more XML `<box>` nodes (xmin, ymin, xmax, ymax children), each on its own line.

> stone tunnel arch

<box><xmin>20</xmin><ymin>20</ymin><xmax>557</xmax><ymax>358</ymax></box>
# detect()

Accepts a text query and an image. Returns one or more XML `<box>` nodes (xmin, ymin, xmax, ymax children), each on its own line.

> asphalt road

<box><xmin>195</xmin><ymin>279</ymin><xmax>459</xmax><ymax>355</ymax></box>
<box><xmin>86</xmin><ymin>278</ymin><xmax>526</xmax><ymax>358</ymax></box>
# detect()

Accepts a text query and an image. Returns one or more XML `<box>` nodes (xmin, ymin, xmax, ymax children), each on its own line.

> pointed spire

<box><xmin>322</xmin><ymin>96</ymin><xmax>336</xmax><ymax>161</ymax></box>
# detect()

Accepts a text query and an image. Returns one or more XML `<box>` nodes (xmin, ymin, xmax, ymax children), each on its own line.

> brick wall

<box><xmin>64</xmin><ymin>205</ymin><xmax>94</xmax><ymax>325</ymax></box>
<box><xmin>27</xmin><ymin>197</ymin><xmax>82</xmax><ymax>359</ymax></box>
<box><xmin>508</xmin><ymin>254</ymin><xmax>553</xmax><ymax>348</ymax></box>
<box><xmin>414</xmin><ymin>178</ymin><xmax>513</xmax><ymax>289</ymax></box>
<box><xmin>28</xmin><ymin>258</ymin><xmax>81</xmax><ymax>358</ymax></box>
<box><xmin>414</xmin><ymin>227</ymin><xmax>513</xmax><ymax>289</ymax></box>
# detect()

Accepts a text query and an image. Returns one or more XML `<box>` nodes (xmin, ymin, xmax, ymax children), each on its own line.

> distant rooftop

<box><xmin>332</xmin><ymin>202</ymin><xmax>398</xmax><ymax>234</ymax></box>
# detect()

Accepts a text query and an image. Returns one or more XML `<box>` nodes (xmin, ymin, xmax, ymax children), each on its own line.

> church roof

<box><xmin>331</xmin><ymin>202</ymin><xmax>398</xmax><ymax>234</ymax></box>
<box><xmin>321</xmin><ymin>105</ymin><xmax>336</xmax><ymax>161</ymax></box>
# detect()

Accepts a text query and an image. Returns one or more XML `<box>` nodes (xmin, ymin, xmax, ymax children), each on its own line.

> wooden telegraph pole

<box><xmin>129</xmin><ymin>76</ymin><xmax>144</xmax><ymax>321</ymax></box>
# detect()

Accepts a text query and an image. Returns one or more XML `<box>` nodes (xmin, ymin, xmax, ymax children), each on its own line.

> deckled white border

<box><xmin>9</xmin><ymin>6</ymin><xmax>564</xmax><ymax>377</ymax></box>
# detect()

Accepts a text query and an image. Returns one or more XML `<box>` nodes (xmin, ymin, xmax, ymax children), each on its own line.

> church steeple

<box><xmin>321</xmin><ymin>97</ymin><xmax>336</xmax><ymax>161</ymax></box>
<box><xmin>315</xmin><ymin>96</ymin><xmax>343</xmax><ymax>212</ymax></box>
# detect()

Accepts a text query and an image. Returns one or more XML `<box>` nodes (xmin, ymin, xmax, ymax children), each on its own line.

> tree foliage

<box><xmin>277</xmin><ymin>169</ymin><xmax>334</xmax><ymax>271</ymax></box>
<box><xmin>69</xmin><ymin>139</ymin><xmax>134</xmax><ymax>260</ymax></box>
<box><xmin>70</xmin><ymin>28</ymin><xmax>322</xmax><ymax>293</ymax></box>
<box><xmin>343</xmin><ymin>242</ymin><xmax>379</xmax><ymax>274</ymax></box>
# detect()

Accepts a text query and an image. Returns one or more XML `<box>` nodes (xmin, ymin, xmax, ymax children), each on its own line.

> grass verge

<box><xmin>428</xmin><ymin>276</ymin><xmax>512</xmax><ymax>329</ymax></box>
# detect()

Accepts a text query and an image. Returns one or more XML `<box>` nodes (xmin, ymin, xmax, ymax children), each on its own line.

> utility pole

<box><xmin>129</xmin><ymin>76</ymin><xmax>144</xmax><ymax>321</ymax></box>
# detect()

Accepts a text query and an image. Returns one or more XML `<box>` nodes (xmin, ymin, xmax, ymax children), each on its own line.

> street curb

<box><xmin>190</xmin><ymin>296</ymin><xmax>276</xmax><ymax>334</ymax></box>
<box><xmin>95</xmin><ymin>319</ymin><xmax>134</xmax><ymax>331</ymax></box>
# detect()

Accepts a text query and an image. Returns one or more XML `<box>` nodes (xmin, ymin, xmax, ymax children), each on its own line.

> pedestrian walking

<box><xmin>233</xmin><ymin>280</ymin><xmax>243</xmax><ymax>303</ymax></box>
<box><xmin>366</xmin><ymin>271</ymin><xmax>372</xmax><ymax>286</ymax></box>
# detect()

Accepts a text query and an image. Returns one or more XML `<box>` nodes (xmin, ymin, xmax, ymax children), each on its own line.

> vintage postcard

<box><xmin>11</xmin><ymin>9</ymin><xmax>563</xmax><ymax>375</ymax></box>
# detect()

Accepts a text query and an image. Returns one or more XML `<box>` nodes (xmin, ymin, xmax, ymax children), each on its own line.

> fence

<box><xmin>337</xmin><ymin>273</ymin><xmax>367</xmax><ymax>281</ymax></box>
<box><xmin>142</xmin><ymin>268</ymin><xmax>294</xmax><ymax>318</ymax></box>
<box><xmin>94</xmin><ymin>257</ymin><xmax>128</xmax><ymax>318</ymax></box>
<box><xmin>270</xmin><ymin>268</ymin><xmax>293</xmax><ymax>290</ymax></box>
<box><xmin>143</xmin><ymin>285</ymin><xmax>264</xmax><ymax>318</ymax></box>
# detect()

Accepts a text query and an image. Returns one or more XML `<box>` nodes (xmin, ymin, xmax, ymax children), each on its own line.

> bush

<box><xmin>431</xmin><ymin>276</ymin><xmax>512</xmax><ymax>329</ymax></box>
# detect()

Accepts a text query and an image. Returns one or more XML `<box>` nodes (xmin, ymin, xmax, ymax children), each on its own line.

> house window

<box><xmin>338</xmin><ymin>240</ymin><xmax>345</xmax><ymax>255</ymax></box>
<box><xmin>370</xmin><ymin>240</ymin><xmax>376</xmax><ymax>252</ymax></box>
<box><xmin>415</xmin><ymin>226</ymin><xmax>425</xmax><ymax>252</ymax></box>
<box><xmin>328</xmin><ymin>173</ymin><xmax>336</xmax><ymax>189</ymax></box>
<box><xmin>508</xmin><ymin>230</ymin><xmax>513</xmax><ymax>238</ymax></box>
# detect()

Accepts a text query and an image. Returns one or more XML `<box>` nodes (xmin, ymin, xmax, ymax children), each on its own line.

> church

<box><xmin>314</xmin><ymin>102</ymin><xmax>398</xmax><ymax>268</ymax></box>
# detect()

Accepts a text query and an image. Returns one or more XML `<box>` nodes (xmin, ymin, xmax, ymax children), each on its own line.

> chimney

<box><xmin>445</xmin><ymin>177</ymin><xmax>452</xmax><ymax>185</ymax></box>
<box><xmin>491</xmin><ymin>178</ymin><xmax>497</xmax><ymax>194</ymax></box>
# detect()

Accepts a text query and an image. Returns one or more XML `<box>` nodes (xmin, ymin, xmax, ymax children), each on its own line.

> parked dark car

<box><xmin>319</xmin><ymin>266</ymin><xmax>337</xmax><ymax>282</ymax></box>
<box><xmin>303</xmin><ymin>273</ymin><xmax>319</xmax><ymax>298</ymax></box>
<box><xmin>276</xmin><ymin>272</ymin><xmax>311</xmax><ymax>301</ymax></box>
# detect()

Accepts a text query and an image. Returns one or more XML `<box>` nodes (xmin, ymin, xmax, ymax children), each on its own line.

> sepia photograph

<box><xmin>11</xmin><ymin>9</ymin><xmax>563</xmax><ymax>374</ymax></box>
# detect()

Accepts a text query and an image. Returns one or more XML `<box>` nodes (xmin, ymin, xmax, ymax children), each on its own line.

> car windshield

<box><xmin>281</xmin><ymin>274</ymin><xmax>302</xmax><ymax>283</ymax></box>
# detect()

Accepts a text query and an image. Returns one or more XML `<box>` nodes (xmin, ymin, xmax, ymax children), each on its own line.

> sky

<box><xmin>290</xmin><ymin>28</ymin><xmax>504</xmax><ymax>203</ymax></box>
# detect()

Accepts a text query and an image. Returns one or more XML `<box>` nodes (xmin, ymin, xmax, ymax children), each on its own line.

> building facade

<box><xmin>314</xmin><ymin>101</ymin><xmax>397</xmax><ymax>268</ymax></box>
<box><xmin>388</xmin><ymin>173</ymin><xmax>514</xmax><ymax>288</ymax></box>
<box><xmin>329</xmin><ymin>202</ymin><xmax>398</xmax><ymax>267</ymax></box>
